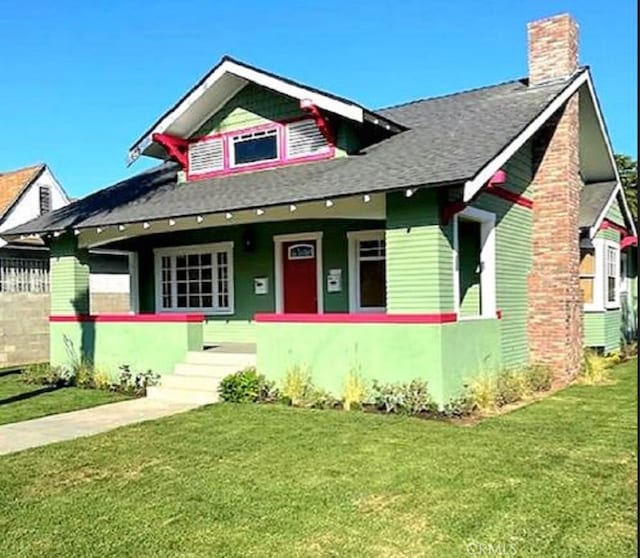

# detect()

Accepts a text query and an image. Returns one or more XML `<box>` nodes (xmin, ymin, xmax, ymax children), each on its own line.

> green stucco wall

<box><xmin>50</xmin><ymin>234</ymin><xmax>90</xmax><ymax>315</ymax></box>
<box><xmin>122</xmin><ymin>219</ymin><xmax>382</xmax><ymax>345</ymax></box>
<box><xmin>50</xmin><ymin>321</ymin><xmax>203</xmax><ymax>377</ymax></box>
<box><xmin>192</xmin><ymin>82</ymin><xmax>358</xmax><ymax>157</ymax></box>
<box><xmin>256</xmin><ymin>319</ymin><xmax>501</xmax><ymax>406</ymax></box>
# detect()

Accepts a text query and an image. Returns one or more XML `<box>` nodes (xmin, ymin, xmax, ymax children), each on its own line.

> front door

<box><xmin>283</xmin><ymin>240</ymin><xmax>318</xmax><ymax>313</ymax></box>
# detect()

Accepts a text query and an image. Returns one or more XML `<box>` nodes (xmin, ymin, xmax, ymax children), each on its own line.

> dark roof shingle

<box><xmin>579</xmin><ymin>180</ymin><xmax>618</xmax><ymax>229</ymax></box>
<box><xmin>5</xmin><ymin>70</ymin><xmax>585</xmax><ymax>236</ymax></box>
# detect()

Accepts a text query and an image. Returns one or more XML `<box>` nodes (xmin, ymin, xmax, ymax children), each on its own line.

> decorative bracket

<box><xmin>300</xmin><ymin>99</ymin><xmax>336</xmax><ymax>146</ymax></box>
<box><xmin>621</xmin><ymin>235</ymin><xmax>638</xmax><ymax>250</ymax></box>
<box><xmin>152</xmin><ymin>133</ymin><xmax>189</xmax><ymax>168</ymax></box>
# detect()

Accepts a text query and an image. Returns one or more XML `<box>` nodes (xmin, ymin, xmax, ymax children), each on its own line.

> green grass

<box><xmin>0</xmin><ymin>370</ymin><xmax>130</xmax><ymax>426</ymax></box>
<box><xmin>0</xmin><ymin>359</ymin><xmax>637</xmax><ymax>557</ymax></box>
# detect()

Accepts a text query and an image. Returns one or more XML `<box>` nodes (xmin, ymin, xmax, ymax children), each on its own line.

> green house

<box><xmin>4</xmin><ymin>14</ymin><xmax>636</xmax><ymax>407</ymax></box>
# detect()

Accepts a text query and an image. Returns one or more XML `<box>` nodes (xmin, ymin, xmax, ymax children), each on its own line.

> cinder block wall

<box><xmin>0</xmin><ymin>293</ymin><xmax>50</xmax><ymax>367</ymax></box>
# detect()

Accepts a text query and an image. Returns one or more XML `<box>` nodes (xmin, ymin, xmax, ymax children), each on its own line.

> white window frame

<box><xmin>273</xmin><ymin>232</ymin><xmax>323</xmax><ymax>314</ymax></box>
<box><xmin>153</xmin><ymin>241</ymin><xmax>234</xmax><ymax>315</ymax></box>
<box><xmin>452</xmin><ymin>207</ymin><xmax>496</xmax><ymax>320</ymax></box>
<box><xmin>347</xmin><ymin>230</ymin><xmax>386</xmax><ymax>313</ymax></box>
<box><xmin>229</xmin><ymin>127</ymin><xmax>279</xmax><ymax>168</ymax></box>
<box><xmin>604</xmin><ymin>240</ymin><xmax>620</xmax><ymax>309</ymax></box>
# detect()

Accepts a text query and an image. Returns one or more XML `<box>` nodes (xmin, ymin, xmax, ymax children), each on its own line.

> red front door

<box><xmin>283</xmin><ymin>241</ymin><xmax>318</xmax><ymax>313</ymax></box>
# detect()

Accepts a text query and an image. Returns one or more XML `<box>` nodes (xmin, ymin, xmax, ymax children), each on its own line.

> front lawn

<box><xmin>0</xmin><ymin>369</ymin><xmax>130</xmax><ymax>426</ymax></box>
<box><xmin>0</xmin><ymin>359</ymin><xmax>636</xmax><ymax>557</ymax></box>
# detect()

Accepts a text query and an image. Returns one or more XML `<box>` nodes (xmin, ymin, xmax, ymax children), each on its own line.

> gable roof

<box><xmin>0</xmin><ymin>164</ymin><xmax>45</xmax><ymax>222</ymax></box>
<box><xmin>579</xmin><ymin>181</ymin><xmax>618</xmax><ymax>228</ymax></box>
<box><xmin>128</xmin><ymin>56</ymin><xmax>405</xmax><ymax>164</ymax></box>
<box><xmin>4</xmin><ymin>69</ymin><xmax>588</xmax><ymax>238</ymax></box>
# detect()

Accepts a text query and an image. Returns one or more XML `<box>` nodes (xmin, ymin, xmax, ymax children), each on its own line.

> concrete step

<box><xmin>185</xmin><ymin>351</ymin><xmax>256</xmax><ymax>368</ymax></box>
<box><xmin>173</xmin><ymin>362</ymin><xmax>239</xmax><ymax>377</ymax></box>
<box><xmin>161</xmin><ymin>373</ymin><xmax>222</xmax><ymax>392</ymax></box>
<box><xmin>146</xmin><ymin>386</ymin><xmax>219</xmax><ymax>405</ymax></box>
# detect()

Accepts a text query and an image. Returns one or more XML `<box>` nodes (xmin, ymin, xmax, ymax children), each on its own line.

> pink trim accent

<box><xmin>600</xmin><ymin>219</ymin><xmax>629</xmax><ymax>236</ymax></box>
<box><xmin>50</xmin><ymin>314</ymin><xmax>205</xmax><ymax>323</ymax></box>
<box><xmin>186</xmin><ymin>117</ymin><xmax>335</xmax><ymax>181</ymax></box>
<box><xmin>152</xmin><ymin>133</ymin><xmax>189</xmax><ymax>168</ymax></box>
<box><xmin>488</xmin><ymin>170</ymin><xmax>508</xmax><ymax>186</ymax></box>
<box><xmin>621</xmin><ymin>235</ymin><xmax>638</xmax><ymax>249</ymax></box>
<box><xmin>484</xmin><ymin>185</ymin><xmax>533</xmax><ymax>209</ymax></box>
<box><xmin>254</xmin><ymin>313</ymin><xmax>458</xmax><ymax>324</ymax></box>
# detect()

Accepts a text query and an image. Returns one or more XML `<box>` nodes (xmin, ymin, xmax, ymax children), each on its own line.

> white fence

<box><xmin>0</xmin><ymin>257</ymin><xmax>49</xmax><ymax>293</ymax></box>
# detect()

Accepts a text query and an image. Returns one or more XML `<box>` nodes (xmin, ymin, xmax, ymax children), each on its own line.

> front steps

<box><xmin>146</xmin><ymin>350</ymin><xmax>256</xmax><ymax>405</ymax></box>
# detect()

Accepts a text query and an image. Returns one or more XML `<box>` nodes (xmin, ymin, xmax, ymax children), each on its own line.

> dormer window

<box><xmin>231</xmin><ymin>128</ymin><xmax>278</xmax><ymax>167</ymax></box>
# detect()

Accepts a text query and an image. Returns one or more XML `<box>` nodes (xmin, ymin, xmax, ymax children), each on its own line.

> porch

<box><xmin>46</xmin><ymin>187</ymin><xmax>507</xmax><ymax>406</ymax></box>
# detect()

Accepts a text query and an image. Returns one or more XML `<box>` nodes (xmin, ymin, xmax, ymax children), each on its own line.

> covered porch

<box><xmin>45</xmin><ymin>186</ymin><xmax>503</xmax><ymax>406</ymax></box>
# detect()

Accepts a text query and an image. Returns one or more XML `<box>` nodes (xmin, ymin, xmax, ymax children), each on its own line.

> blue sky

<box><xmin>0</xmin><ymin>0</ymin><xmax>636</xmax><ymax>198</ymax></box>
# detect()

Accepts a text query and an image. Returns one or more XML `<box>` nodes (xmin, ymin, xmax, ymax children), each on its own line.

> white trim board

<box><xmin>463</xmin><ymin>70</ymin><xmax>589</xmax><ymax>202</ymax></box>
<box><xmin>273</xmin><ymin>232</ymin><xmax>323</xmax><ymax>314</ymax></box>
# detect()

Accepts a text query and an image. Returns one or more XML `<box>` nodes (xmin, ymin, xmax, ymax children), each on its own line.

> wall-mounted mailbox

<box><xmin>327</xmin><ymin>269</ymin><xmax>342</xmax><ymax>293</ymax></box>
<box><xmin>254</xmin><ymin>277</ymin><xmax>268</xmax><ymax>295</ymax></box>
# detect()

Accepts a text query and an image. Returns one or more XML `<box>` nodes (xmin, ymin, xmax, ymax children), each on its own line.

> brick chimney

<box><xmin>528</xmin><ymin>14</ymin><xmax>579</xmax><ymax>84</ymax></box>
<box><xmin>527</xmin><ymin>14</ymin><xmax>583</xmax><ymax>382</ymax></box>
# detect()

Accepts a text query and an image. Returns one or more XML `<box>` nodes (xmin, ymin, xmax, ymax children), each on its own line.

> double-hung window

<box><xmin>155</xmin><ymin>243</ymin><xmax>233</xmax><ymax>314</ymax></box>
<box><xmin>605</xmin><ymin>242</ymin><xmax>620</xmax><ymax>308</ymax></box>
<box><xmin>348</xmin><ymin>231</ymin><xmax>386</xmax><ymax>312</ymax></box>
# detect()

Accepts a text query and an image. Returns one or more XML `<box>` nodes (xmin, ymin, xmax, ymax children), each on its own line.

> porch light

<box><xmin>143</xmin><ymin>222</ymin><xmax>151</xmax><ymax>229</ymax></box>
<box><xmin>325</xmin><ymin>200</ymin><xmax>334</xmax><ymax>208</ymax></box>
<box><xmin>363</xmin><ymin>194</ymin><xmax>371</xmax><ymax>203</ymax></box>
<box><xmin>225</xmin><ymin>213</ymin><xmax>233</xmax><ymax>220</ymax></box>
<box><xmin>405</xmin><ymin>188</ymin><xmax>415</xmax><ymax>197</ymax></box>
<box><xmin>289</xmin><ymin>204</ymin><xmax>297</xmax><ymax>212</ymax></box>
<box><xmin>256</xmin><ymin>209</ymin><xmax>265</xmax><ymax>216</ymax></box>
<box><xmin>168</xmin><ymin>219</ymin><xmax>176</xmax><ymax>226</ymax></box>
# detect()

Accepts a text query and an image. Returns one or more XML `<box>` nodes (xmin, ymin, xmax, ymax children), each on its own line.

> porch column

<box><xmin>385</xmin><ymin>189</ymin><xmax>454</xmax><ymax>313</ymax></box>
<box><xmin>50</xmin><ymin>232</ymin><xmax>91</xmax><ymax>316</ymax></box>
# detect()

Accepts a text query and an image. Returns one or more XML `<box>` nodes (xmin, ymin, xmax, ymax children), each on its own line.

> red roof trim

<box><xmin>49</xmin><ymin>313</ymin><xmax>205</xmax><ymax>323</ymax></box>
<box><xmin>254</xmin><ymin>312</ymin><xmax>458</xmax><ymax>324</ymax></box>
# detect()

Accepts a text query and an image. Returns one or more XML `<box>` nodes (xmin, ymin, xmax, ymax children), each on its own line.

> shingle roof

<box><xmin>579</xmin><ymin>180</ymin><xmax>618</xmax><ymax>229</ymax></box>
<box><xmin>0</xmin><ymin>164</ymin><xmax>45</xmax><ymax>221</ymax></box>
<box><xmin>4</xmin><ymin>70</ymin><xmax>585</xmax><ymax>236</ymax></box>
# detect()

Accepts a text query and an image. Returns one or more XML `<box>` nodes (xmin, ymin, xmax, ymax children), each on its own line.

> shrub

<box><xmin>218</xmin><ymin>367</ymin><xmax>267</xmax><ymax>403</ymax></box>
<box><xmin>523</xmin><ymin>363</ymin><xmax>553</xmax><ymax>392</ymax></box>
<box><xmin>441</xmin><ymin>395</ymin><xmax>475</xmax><ymax>418</ymax></box>
<box><xmin>93</xmin><ymin>370</ymin><xmax>113</xmax><ymax>391</ymax></box>
<box><xmin>496</xmin><ymin>369</ymin><xmax>530</xmax><ymax>407</ymax></box>
<box><xmin>113</xmin><ymin>365</ymin><xmax>159</xmax><ymax>396</ymax></box>
<box><xmin>467</xmin><ymin>374</ymin><xmax>499</xmax><ymax>413</ymax></box>
<box><xmin>282</xmin><ymin>365</ymin><xmax>314</xmax><ymax>406</ymax></box>
<box><xmin>302</xmin><ymin>388</ymin><xmax>340</xmax><ymax>410</ymax></box>
<box><xmin>343</xmin><ymin>369</ymin><xmax>367</xmax><ymax>411</ymax></box>
<box><xmin>577</xmin><ymin>350</ymin><xmax>611</xmax><ymax>385</ymax></box>
<box><xmin>73</xmin><ymin>361</ymin><xmax>96</xmax><ymax>389</ymax></box>
<box><xmin>370</xmin><ymin>379</ymin><xmax>435</xmax><ymax>415</ymax></box>
<box><xmin>22</xmin><ymin>363</ymin><xmax>70</xmax><ymax>387</ymax></box>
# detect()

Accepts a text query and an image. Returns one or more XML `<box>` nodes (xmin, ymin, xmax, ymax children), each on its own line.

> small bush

<box><xmin>577</xmin><ymin>350</ymin><xmax>612</xmax><ymax>385</ymax></box>
<box><xmin>73</xmin><ymin>361</ymin><xmax>96</xmax><ymax>389</ymax></box>
<box><xmin>282</xmin><ymin>365</ymin><xmax>314</xmax><ymax>406</ymax></box>
<box><xmin>496</xmin><ymin>369</ymin><xmax>530</xmax><ymax>407</ymax></box>
<box><xmin>302</xmin><ymin>388</ymin><xmax>340</xmax><ymax>410</ymax></box>
<box><xmin>523</xmin><ymin>363</ymin><xmax>553</xmax><ymax>392</ymax></box>
<box><xmin>468</xmin><ymin>374</ymin><xmax>499</xmax><ymax>413</ymax></box>
<box><xmin>93</xmin><ymin>370</ymin><xmax>113</xmax><ymax>391</ymax></box>
<box><xmin>441</xmin><ymin>395</ymin><xmax>475</xmax><ymax>418</ymax></box>
<box><xmin>22</xmin><ymin>363</ymin><xmax>70</xmax><ymax>387</ymax></box>
<box><xmin>343</xmin><ymin>369</ymin><xmax>367</xmax><ymax>411</ymax></box>
<box><xmin>114</xmin><ymin>365</ymin><xmax>159</xmax><ymax>396</ymax></box>
<box><xmin>218</xmin><ymin>367</ymin><xmax>268</xmax><ymax>403</ymax></box>
<box><xmin>371</xmin><ymin>379</ymin><xmax>435</xmax><ymax>415</ymax></box>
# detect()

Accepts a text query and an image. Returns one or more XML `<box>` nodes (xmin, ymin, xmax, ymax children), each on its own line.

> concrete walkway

<box><xmin>0</xmin><ymin>398</ymin><xmax>198</xmax><ymax>456</ymax></box>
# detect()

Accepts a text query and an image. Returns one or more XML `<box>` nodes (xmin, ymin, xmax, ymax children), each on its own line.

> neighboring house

<box><xmin>2</xmin><ymin>14</ymin><xmax>637</xmax><ymax>405</ymax></box>
<box><xmin>0</xmin><ymin>164</ymin><xmax>130</xmax><ymax>366</ymax></box>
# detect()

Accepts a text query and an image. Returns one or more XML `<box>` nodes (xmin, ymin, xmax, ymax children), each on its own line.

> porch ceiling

<box><xmin>76</xmin><ymin>194</ymin><xmax>386</xmax><ymax>249</ymax></box>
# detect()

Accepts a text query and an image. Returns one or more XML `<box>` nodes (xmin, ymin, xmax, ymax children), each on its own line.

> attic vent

<box><xmin>188</xmin><ymin>138</ymin><xmax>224</xmax><ymax>175</ymax></box>
<box><xmin>286</xmin><ymin>119</ymin><xmax>329</xmax><ymax>158</ymax></box>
